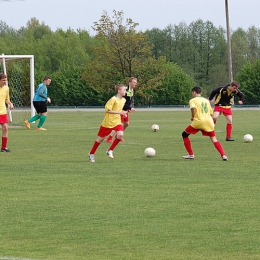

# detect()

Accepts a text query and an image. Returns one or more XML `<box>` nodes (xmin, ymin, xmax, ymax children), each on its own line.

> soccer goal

<box><xmin>0</xmin><ymin>54</ymin><xmax>35</xmax><ymax>125</ymax></box>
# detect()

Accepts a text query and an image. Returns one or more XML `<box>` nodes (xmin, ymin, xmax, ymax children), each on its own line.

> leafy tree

<box><xmin>82</xmin><ymin>10</ymin><xmax>166</xmax><ymax>103</ymax></box>
<box><xmin>237</xmin><ymin>60</ymin><xmax>260</xmax><ymax>104</ymax></box>
<box><xmin>2</xmin><ymin>15</ymin><xmax>260</xmax><ymax>106</ymax></box>
<box><xmin>146</xmin><ymin>23</ymin><xmax>191</xmax><ymax>67</ymax></box>
<box><xmin>49</xmin><ymin>66</ymin><xmax>102</xmax><ymax>106</ymax></box>
<box><xmin>151</xmin><ymin>62</ymin><xmax>195</xmax><ymax>105</ymax></box>
<box><xmin>0</xmin><ymin>21</ymin><xmax>19</xmax><ymax>53</ymax></box>
<box><xmin>145</xmin><ymin>27</ymin><xmax>169</xmax><ymax>59</ymax></box>
<box><xmin>246</xmin><ymin>26</ymin><xmax>260</xmax><ymax>62</ymax></box>
<box><xmin>24</xmin><ymin>17</ymin><xmax>52</xmax><ymax>40</ymax></box>
<box><xmin>187</xmin><ymin>20</ymin><xmax>227</xmax><ymax>88</ymax></box>
<box><xmin>231</xmin><ymin>28</ymin><xmax>250</xmax><ymax>78</ymax></box>
<box><xmin>146</xmin><ymin>20</ymin><xmax>228</xmax><ymax>90</ymax></box>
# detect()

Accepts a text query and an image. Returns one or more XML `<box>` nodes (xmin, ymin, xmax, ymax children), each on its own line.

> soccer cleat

<box><xmin>222</xmin><ymin>155</ymin><xmax>228</xmax><ymax>161</ymax></box>
<box><xmin>36</xmin><ymin>127</ymin><xmax>47</xmax><ymax>131</ymax></box>
<box><xmin>88</xmin><ymin>154</ymin><xmax>95</xmax><ymax>163</ymax></box>
<box><xmin>1</xmin><ymin>148</ymin><xmax>11</xmax><ymax>152</ymax></box>
<box><xmin>106</xmin><ymin>136</ymin><xmax>113</xmax><ymax>143</ymax></box>
<box><xmin>106</xmin><ymin>150</ymin><xmax>114</xmax><ymax>159</ymax></box>
<box><xmin>24</xmin><ymin>120</ymin><xmax>31</xmax><ymax>129</ymax></box>
<box><xmin>182</xmin><ymin>154</ymin><xmax>195</xmax><ymax>159</ymax></box>
<box><xmin>226</xmin><ymin>137</ymin><xmax>235</xmax><ymax>141</ymax></box>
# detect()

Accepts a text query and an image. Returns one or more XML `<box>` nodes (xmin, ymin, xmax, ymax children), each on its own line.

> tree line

<box><xmin>0</xmin><ymin>10</ymin><xmax>260</xmax><ymax>106</ymax></box>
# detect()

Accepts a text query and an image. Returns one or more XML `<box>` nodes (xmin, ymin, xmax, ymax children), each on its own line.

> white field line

<box><xmin>0</xmin><ymin>257</ymin><xmax>39</xmax><ymax>260</ymax></box>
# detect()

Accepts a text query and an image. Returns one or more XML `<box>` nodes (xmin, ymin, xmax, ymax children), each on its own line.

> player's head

<box><xmin>43</xmin><ymin>76</ymin><xmax>52</xmax><ymax>85</ymax></box>
<box><xmin>128</xmin><ymin>77</ymin><xmax>137</xmax><ymax>88</ymax></box>
<box><xmin>0</xmin><ymin>73</ymin><xmax>7</xmax><ymax>80</ymax></box>
<box><xmin>0</xmin><ymin>73</ymin><xmax>7</xmax><ymax>86</ymax></box>
<box><xmin>115</xmin><ymin>84</ymin><xmax>126</xmax><ymax>93</ymax></box>
<box><xmin>229</xmin><ymin>81</ymin><xmax>239</xmax><ymax>91</ymax></box>
<box><xmin>191</xmin><ymin>86</ymin><xmax>202</xmax><ymax>94</ymax></box>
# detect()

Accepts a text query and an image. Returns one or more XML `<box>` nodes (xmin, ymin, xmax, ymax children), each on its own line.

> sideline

<box><xmin>0</xmin><ymin>257</ymin><xmax>39</xmax><ymax>260</ymax></box>
<box><xmin>47</xmin><ymin>107</ymin><xmax>260</xmax><ymax>112</ymax></box>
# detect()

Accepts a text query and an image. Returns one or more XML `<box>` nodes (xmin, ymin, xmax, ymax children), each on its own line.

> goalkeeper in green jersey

<box><xmin>24</xmin><ymin>76</ymin><xmax>52</xmax><ymax>131</ymax></box>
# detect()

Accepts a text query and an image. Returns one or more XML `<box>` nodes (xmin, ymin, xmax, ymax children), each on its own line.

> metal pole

<box><xmin>225</xmin><ymin>0</ymin><xmax>233</xmax><ymax>83</ymax></box>
<box><xmin>30</xmin><ymin>55</ymin><xmax>35</xmax><ymax>118</ymax></box>
<box><xmin>1</xmin><ymin>54</ymin><xmax>12</xmax><ymax>121</ymax></box>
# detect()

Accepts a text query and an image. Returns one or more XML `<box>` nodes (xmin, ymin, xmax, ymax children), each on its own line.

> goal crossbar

<box><xmin>0</xmin><ymin>54</ymin><xmax>35</xmax><ymax>118</ymax></box>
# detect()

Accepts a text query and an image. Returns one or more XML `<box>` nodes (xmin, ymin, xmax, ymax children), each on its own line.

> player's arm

<box><xmin>107</xmin><ymin>109</ymin><xmax>127</xmax><ymax>116</ymax></box>
<box><xmin>5</xmin><ymin>99</ymin><xmax>14</xmax><ymax>110</ymax></box>
<box><xmin>5</xmin><ymin>90</ymin><xmax>14</xmax><ymax>110</ymax></box>
<box><xmin>190</xmin><ymin>107</ymin><xmax>196</xmax><ymax>121</ymax></box>
<box><xmin>129</xmin><ymin>96</ymin><xmax>136</xmax><ymax>112</ymax></box>
<box><xmin>209</xmin><ymin>104</ymin><xmax>213</xmax><ymax>116</ymax></box>
<box><xmin>208</xmin><ymin>87</ymin><xmax>221</xmax><ymax>101</ymax></box>
<box><xmin>236</xmin><ymin>89</ymin><xmax>244</xmax><ymax>104</ymax></box>
<box><xmin>105</xmin><ymin>99</ymin><xmax>126</xmax><ymax>116</ymax></box>
<box><xmin>38</xmin><ymin>85</ymin><xmax>50</xmax><ymax>102</ymax></box>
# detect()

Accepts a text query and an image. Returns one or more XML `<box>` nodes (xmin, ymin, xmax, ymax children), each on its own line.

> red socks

<box><xmin>1</xmin><ymin>137</ymin><xmax>7</xmax><ymax>149</ymax></box>
<box><xmin>108</xmin><ymin>138</ymin><xmax>121</xmax><ymax>151</ymax></box>
<box><xmin>226</xmin><ymin>123</ymin><xmax>232</xmax><ymax>139</ymax></box>
<box><xmin>89</xmin><ymin>141</ymin><xmax>101</xmax><ymax>154</ymax></box>
<box><xmin>183</xmin><ymin>137</ymin><xmax>193</xmax><ymax>155</ymax></box>
<box><xmin>213</xmin><ymin>141</ymin><xmax>225</xmax><ymax>157</ymax></box>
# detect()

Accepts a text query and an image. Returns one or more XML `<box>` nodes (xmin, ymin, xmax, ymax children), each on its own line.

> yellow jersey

<box><xmin>189</xmin><ymin>96</ymin><xmax>214</xmax><ymax>132</ymax></box>
<box><xmin>101</xmin><ymin>96</ymin><xmax>126</xmax><ymax>128</ymax></box>
<box><xmin>0</xmin><ymin>85</ymin><xmax>9</xmax><ymax>115</ymax></box>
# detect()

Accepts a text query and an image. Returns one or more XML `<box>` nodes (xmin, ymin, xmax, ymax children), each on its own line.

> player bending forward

<box><xmin>182</xmin><ymin>86</ymin><xmax>228</xmax><ymax>161</ymax></box>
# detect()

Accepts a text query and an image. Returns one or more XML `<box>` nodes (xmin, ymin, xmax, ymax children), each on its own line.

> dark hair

<box><xmin>230</xmin><ymin>81</ymin><xmax>239</xmax><ymax>88</ymax></box>
<box><xmin>0</xmin><ymin>73</ymin><xmax>7</xmax><ymax>80</ymax></box>
<box><xmin>191</xmin><ymin>86</ymin><xmax>202</xmax><ymax>94</ymax></box>
<box><xmin>43</xmin><ymin>76</ymin><xmax>51</xmax><ymax>81</ymax></box>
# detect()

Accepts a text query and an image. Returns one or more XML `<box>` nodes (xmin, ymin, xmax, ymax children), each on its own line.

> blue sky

<box><xmin>1</xmin><ymin>0</ymin><xmax>260</xmax><ymax>35</ymax></box>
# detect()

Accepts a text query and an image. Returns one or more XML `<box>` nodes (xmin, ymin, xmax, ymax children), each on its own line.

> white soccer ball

<box><xmin>151</xmin><ymin>124</ymin><xmax>159</xmax><ymax>132</ymax></box>
<box><xmin>243</xmin><ymin>134</ymin><xmax>253</xmax><ymax>143</ymax></box>
<box><xmin>144</xmin><ymin>147</ymin><xmax>156</xmax><ymax>157</ymax></box>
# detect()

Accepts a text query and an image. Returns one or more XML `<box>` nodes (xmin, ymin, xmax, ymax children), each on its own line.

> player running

<box><xmin>88</xmin><ymin>84</ymin><xmax>127</xmax><ymax>162</ymax></box>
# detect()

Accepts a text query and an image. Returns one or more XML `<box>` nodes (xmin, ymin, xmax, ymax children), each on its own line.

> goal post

<box><xmin>0</xmin><ymin>54</ymin><xmax>35</xmax><ymax>125</ymax></box>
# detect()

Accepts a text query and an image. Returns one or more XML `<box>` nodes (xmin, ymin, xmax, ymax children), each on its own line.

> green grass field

<box><xmin>1</xmin><ymin>109</ymin><xmax>260</xmax><ymax>260</ymax></box>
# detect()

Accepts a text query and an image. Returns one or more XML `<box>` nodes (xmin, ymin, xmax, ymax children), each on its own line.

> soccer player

<box><xmin>182</xmin><ymin>86</ymin><xmax>228</xmax><ymax>161</ymax></box>
<box><xmin>208</xmin><ymin>81</ymin><xmax>244</xmax><ymax>141</ymax></box>
<box><xmin>88</xmin><ymin>84</ymin><xmax>127</xmax><ymax>163</ymax></box>
<box><xmin>0</xmin><ymin>73</ymin><xmax>14</xmax><ymax>152</ymax></box>
<box><xmin>24</xmin><ymin>76</ymin><xmax>52</xmax><ymax>130</ymax></box>
<box><xmin>106</xmin><ymin>77</ymin><xmax>137</xmax><ymax>143</ymax></box>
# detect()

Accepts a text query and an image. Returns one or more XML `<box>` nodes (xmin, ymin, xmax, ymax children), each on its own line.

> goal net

<box><xmin>0</xmin><ymin>54</ymin><xmax>35</xmax><ymax>125</ymax></box>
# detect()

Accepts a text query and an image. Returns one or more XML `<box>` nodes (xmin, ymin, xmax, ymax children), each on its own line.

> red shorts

<box><xmin>121</xmin><ymin>111</ymin><xmax>129</xmax><ymax>123</ymax></box>
<box><xmin>97</xmin><ymin>124</ymin><xmax>124</xmax><ymax>138</ymax></box>
<box><xmin>0</xmin><ymin>114</ymin><xmax>8</xmax><ymax>124</ymax></box>
<box><xmin>214</xmin><ymin>106</ymin><xmax>232</xmax><ymax>116</ymax></box>
<box><xmin>185</xmin><ymin>125</ymin><xmax>215</xmax><ymax>137</ymax></box>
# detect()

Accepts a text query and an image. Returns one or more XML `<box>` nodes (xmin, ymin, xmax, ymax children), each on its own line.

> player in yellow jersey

<box><xmin>106</xmin><ymin>77</ymin><xmax>137</xmax><ymax>143</ymax></box>
<box><xmin>0</xmin><ymin>73</ymin><xmax>14</xmax><ymax>152</ymax></box>
<box><xmin>182</xmin><ymin>86</ymin><xmax>228</xmax><ymax>161</ymax></box>
<box><xmin>88</xmin><ymin>84</ymin><xmax>127</xmax><ymax>162</ymax></box>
